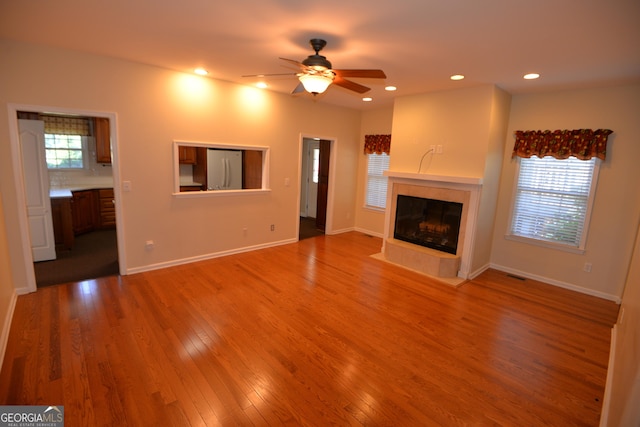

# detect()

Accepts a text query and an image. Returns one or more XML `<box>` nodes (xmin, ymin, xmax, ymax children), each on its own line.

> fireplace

<box><xmin>379</xmin><ymin>171</ymin><xmax>483</xmax><ymax>284</ymax></box>
<box><xmin>394</xmin><ymin>195</ymin><xmax>462</xmax><ymax>255</ymax></box>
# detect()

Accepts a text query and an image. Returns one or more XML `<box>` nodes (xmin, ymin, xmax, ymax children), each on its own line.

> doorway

<box><xmin>299</xmin><ymin>137</ymin><xmax>331</xmax><ymax>240</ymax></box>
<box><xmin>11</xmin><ymin>106</ymin><xmax>123</xmax><ymax>290</ymax></box>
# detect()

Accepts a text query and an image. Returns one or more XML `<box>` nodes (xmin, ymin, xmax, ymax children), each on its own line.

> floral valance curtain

<box><xmin>16</xmin><ymin>111</ymin><xmax>91</xmax><ymax>136</ymax></box>
<box><xmin>42</xmin><ymin>115</ymin><xmax>91</xmax><ymax>136</ymax></box>
<box><xmin>364</xmin><ymin>134</ymin><xmax>391</xmax><ymax>155</ymax></box>
<box><xmin>512</xmin><ymin>129</ymin><xmax>613</xmax><ymax>161</ymax></box>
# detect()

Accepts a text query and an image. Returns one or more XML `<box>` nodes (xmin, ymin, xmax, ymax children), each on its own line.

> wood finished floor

<box><xmin>0</xmin><ymin>232</ymin><xmax>619</xmax><ymax>426</ymax></box>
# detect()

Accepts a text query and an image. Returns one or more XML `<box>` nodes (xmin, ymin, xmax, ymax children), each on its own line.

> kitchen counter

<box><xmin>50</xmin><ymin>189</ymin><xmax>73</xmax><ymax>199</ymax></box>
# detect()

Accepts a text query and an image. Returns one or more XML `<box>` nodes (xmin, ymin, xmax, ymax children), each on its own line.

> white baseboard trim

<box><xmin>490</xmin><ymin>263</ymin><xmax>621</xmax><ymax>303</ymax></box>
<box><xmin>126</xmin><ymin>237</ymin><xmax>298</xmax><ymax>275</ymax></box>
<box><xmin>467</xmin><ymin>263</ymin><xmax>491</xmax><ymax>280</ymax></box>
<box><xmin>0</xmin><ymin>289</ymin><xmax>18</xmax><ymax>374</ymax></box>
<box><xmin>326</xmin><ymin>226</ymin><xmax>355</xmax><ymax>235</ymax></box>
<box><xmin>353</xmin><ymin>227</ymin><xmax>384</xmax><ymax>238</ymax></box>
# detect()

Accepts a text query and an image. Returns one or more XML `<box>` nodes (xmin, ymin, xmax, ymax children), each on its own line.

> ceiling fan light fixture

<box><xmin>299</xmin><ymin>73</ymin><xmax>333</xmax><ymax>94</ymax></box>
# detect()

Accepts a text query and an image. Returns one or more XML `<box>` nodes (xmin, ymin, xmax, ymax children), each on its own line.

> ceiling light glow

<box><xmin>385</xmin><ymin>85</ymin><xmax>397</xmax><ymax>91</ymax></box>
<box><xmin>450</xmin><ymin>74</ymin><xmax>465</xmax><ymax>81</ymax></box>
<box><xmin>194</xmin><ymin>68</ymin><xmax>208</xmax><ymax>76</ymax></box>
<box><xmin>362</xmin><ymin>97</ymin><xmax>373</xmax><ymax>102</ymax></box>
<box><xmin>256</xmin><ymin>82</ymin><xmax>268</xmax><ymax>89</ymax></box>
<box><xmin>524</xmin><ymin>73</ymin><xmax>540</xmax><ymax>80</ymax></box>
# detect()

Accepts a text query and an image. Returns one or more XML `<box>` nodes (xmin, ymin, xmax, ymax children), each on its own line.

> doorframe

<box><xmin>297</xmin><ymin>133</ymin><xmax>336</xmax><ymax>237</ymax></box>
<box><xmin>7</xmin><ymin>103</ymin><xmax>126</xmax><ymax>294</ymax></box>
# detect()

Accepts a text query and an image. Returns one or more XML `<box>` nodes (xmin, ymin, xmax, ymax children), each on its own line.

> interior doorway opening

<box><xmin>299</xmin><ymin>137</ymin><xmax>331</xmax><ymax>240</ymax></box>
<box><xmin>11</xmin><ymin>107</ymin><xmax>123</xmax><ymax>290</ymax></box>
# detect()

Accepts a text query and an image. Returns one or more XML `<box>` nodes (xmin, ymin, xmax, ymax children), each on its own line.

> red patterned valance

<box><xmin>512</xmin><ymin>129</ymin><xmax>613</xmax><ymax>161</ymax></box>
<box><xmin>364</xmin><ymin>134</ymin><xmax>391</xmax><ymax>155</ymax></box>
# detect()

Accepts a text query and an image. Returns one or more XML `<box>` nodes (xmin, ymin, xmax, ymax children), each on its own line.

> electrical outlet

<box><xmin>430</xmin><ymin>144</ymin><xmax>436</xmax><ymax>153</ymax></box>
<box><xmin>270</xmin><ymin>224</ymin><xmax>275</xmax><ymax>231</ymax></box>
<box><xmin>436</xmin><ymin>144</ymin><xmax>443</xmax><ymax>154</ymax></box>
<box><xmin>583</xmin><ymin>262</ymin><xmax>592</xmax><ymax>272</ymax></box>
<box><xmin>243</xmin><ymin>227</ymin><xmax>248</xmax><ymax>237</ymax></box>
<box><xmin>145</xmin><ymin>240</ymin><xmax>154</xmax><ymax>250</ymax></box>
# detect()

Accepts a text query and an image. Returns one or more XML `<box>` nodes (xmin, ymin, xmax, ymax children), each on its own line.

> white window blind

<box><xmin>366</xmin><ymin>153</ymin><xmax>390</xmax><ymax>209</ymax></box>
<box><xmin>510</xmin><ymin>155</ymin><xmax>597</xmax><ymax>249</ymax></box>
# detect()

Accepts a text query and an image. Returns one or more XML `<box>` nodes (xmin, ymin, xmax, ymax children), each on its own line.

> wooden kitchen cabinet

<box><xmin>178</xmin><ymin>146</ymin><xmax>197</xmax><ymax>164</ymax></box>
<box><xmin>98</xmin><ymin>188</ymin><xmax>116</xmax><ymax>228</ymax></box>
<box><xmin>71</xmin><ymin>190</ymin><xmax>96</xmax><ymax>235</ymax></box>
<box><xmin>95</xmin><ymin>117</ymin><xmax>111</xmax><ymax>164</ymax></box>
<box><xmin>51</xmin><ymin>197</ymin><xmax>74</xmax><ymax>249</ymax></box>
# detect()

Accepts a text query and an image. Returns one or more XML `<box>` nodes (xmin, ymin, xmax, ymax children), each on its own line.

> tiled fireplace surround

<box><xmin>381</xmin><ymin>171</ymin><xmax>483</xmax><ymax>286</ymax></box>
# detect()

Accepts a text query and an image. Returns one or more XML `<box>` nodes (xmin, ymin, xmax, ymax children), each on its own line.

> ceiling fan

<box><xmin>245</xmin><ymin>39</ymin><xmax>387</xmax><ymax>95</ymax></box>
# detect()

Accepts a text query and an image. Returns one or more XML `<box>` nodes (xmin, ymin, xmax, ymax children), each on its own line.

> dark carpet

<box><xmin>299</xmin><ymin>216</ymin><xmax>324</xmax><ymax>240</ymax></box>
<box><xmin>34</xmin><ymin>229</ymin><xmax>119</xmax><ymax>287</ymax></box>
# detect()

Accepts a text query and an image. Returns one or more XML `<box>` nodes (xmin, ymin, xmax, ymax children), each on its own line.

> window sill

<box><xmin>363</xmin><ymin>205</ymin><xmax>386</xmax><ymax>213</ymax></box>
<box><xmin>504</xmin><ymin>234</ymin><xmax>586</xmax><ymax>254</ymax></box>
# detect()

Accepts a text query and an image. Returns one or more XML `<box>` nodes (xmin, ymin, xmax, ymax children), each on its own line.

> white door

<box><xmin>19</xmin><ymin>119</ymin><xmax>56</xmax><ymax>261</ymax></box>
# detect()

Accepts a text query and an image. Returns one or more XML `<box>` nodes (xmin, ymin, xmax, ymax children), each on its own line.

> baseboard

<box><xmin>126</xmin><ymin>237</ymin><xmax>298</xmax><ymax>275</ymax></box>
<box><xmin>353</xmin><ymin>227</ymin><xmax>384</xmax><ymax>238</ymax></box>
<box><xmin>0</xmin><ymin>288</ymin><xmax>18</xmax><ymax>374</ymax></box>
<box><xmin>326</xmin><ymin>226</ymin><xmax>355</xmax><ymax>235</ymax></box>
<box><xmin>468</xmin><ymin>263</ymin><xmax>491</xmax><ymax>280</ymax></box>
<box><xmin>490</xmin><ymin>263</ymin><xmax>621</xmax><ymax>303</ymax></box>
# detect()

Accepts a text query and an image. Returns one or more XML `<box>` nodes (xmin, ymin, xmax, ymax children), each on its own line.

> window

<box><xmin>312</xmin><ymin>147</ymin><xmax>320</xmax><ymax>184</ymax></box>
<box><xmin>365</xmin><ymin>153</ymin><xmax>390</xmax><ymax>209</ymax></box>
<box><xmin>45</xmin><ymin>134</ymin><xmax>84</xmax><ymax>169</ymax></box>
<box><xmin>509</xmin><ymin>155</ymin><xmax>599</xmax><ymax>251</ymax></box>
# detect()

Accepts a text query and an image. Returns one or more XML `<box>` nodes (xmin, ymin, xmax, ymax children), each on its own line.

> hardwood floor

<box><xmin>0</xmin><ymin>232</ymin><xmax>619</xmax><ymax>426</ymax></box>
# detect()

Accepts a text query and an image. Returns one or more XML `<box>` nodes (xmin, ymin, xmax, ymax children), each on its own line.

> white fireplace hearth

<box><xmin>379</xmin><ymin>171</ymin><xmax>483</xmax><ymax>286</ymax></box>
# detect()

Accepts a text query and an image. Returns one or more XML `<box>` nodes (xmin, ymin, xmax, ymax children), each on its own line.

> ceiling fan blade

<box><xmin>333</xmin><ymin>76</ymin><xmax>371</xmax><ymax>94</ymax></box>
<box><xmin>334</xmin><ymin>69</ymin><xmax>386</xmax><ymax>79</ymax></box>
<box><xmin>279</xmin><ymin>57</ymin><xmax>308</xmax><ymax>70</ymax></box>
<box><xmin>291</xmin><ymin>82</ymin><xmax>305</xmax><ymax>94</ymax></box>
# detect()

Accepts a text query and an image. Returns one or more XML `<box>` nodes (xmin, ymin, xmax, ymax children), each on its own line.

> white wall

<box><xmin>0</xmin><ymin>39</ymin><xmax>362</xmax><ymax>288</ymax></box>
<box><xmin>491</xmin><ymin>84</ymin><xmax>640</xmax><ymax>300</ymax></box>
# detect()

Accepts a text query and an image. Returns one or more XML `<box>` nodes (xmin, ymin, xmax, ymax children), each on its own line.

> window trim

<box><xmin>505</xmin><ymin>155</ymin><xmax>601</xmax><ymax>254</ymax></box>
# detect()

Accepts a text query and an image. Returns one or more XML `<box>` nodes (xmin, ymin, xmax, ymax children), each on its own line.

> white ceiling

<box><xmin>2</xmin><ymin>0</ymin><xmax>639</xmax><ymax>110</ymax></box>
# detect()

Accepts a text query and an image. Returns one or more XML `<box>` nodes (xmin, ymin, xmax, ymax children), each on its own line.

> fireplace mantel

<box><xmin>380</xmin><ymin>170</ymin><xmax>483</xmax><ymax>285</ymax></box>
<box><xmin>384</xmin><ymin>171</ymin><xmax>483</xmax><ymax>186</ymax></box>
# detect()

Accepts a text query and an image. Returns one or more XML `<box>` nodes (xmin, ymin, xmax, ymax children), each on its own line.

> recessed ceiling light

<box><xmin>256</xmin><ymin>82</ymin><xmax>268</xmax><ymax>89</ymax></box>
<box><xmin>362</xmin><ymin>97</ymin><xmax>373</xmax><ymax>102</ymax></box>
<box><xmin>524</xmin><ymin>73</ymin><xmax>540</xmax><ymax>80</ymax></box>
<box><xmin>194</xmin><ymin>68</ymin><xmax>208</xmax><ymax>76</ymax></box>
<box><xmin>385</xmin><ymin>85</ymin><xmax>397</xmax><ymax>91</ymax></box>
<box><xmin>450</xmin><ymin>74</ymin><xmax>465</xmax><ymax>81</ymax></box>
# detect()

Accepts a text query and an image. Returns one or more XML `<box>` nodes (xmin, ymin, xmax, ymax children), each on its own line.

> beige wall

<box><xmin>390</xmin><ymin>85</ymin><xmax>496</xmax><ymax>177</ymax></box>
<box><xmin>471</xmin><ymin>86</ymin><xmax>511</xmax><ymax>274</ymax></box>
<box><xmin>354</xmin><ymin>106</ymin><xmax>394</xmax><ymax>236</ymax></box>
<box><xmin>0</xmin><ymin>39</ymin><xmax>361</xmax><ymax>287</ymax></box>
<box><xmin>491</xmin><ymin>84</ymin><xmax>640</xmax><ymax>300</ymax></box>
<box><xmin>0</xmin><ymin>191</ymin><xmax>16</xmax><ymax>370</ymax></box>
<box><xmin>602</xmin><ymin>222</ymin><xmax>640</xmax><ymax>426</ymax></box>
